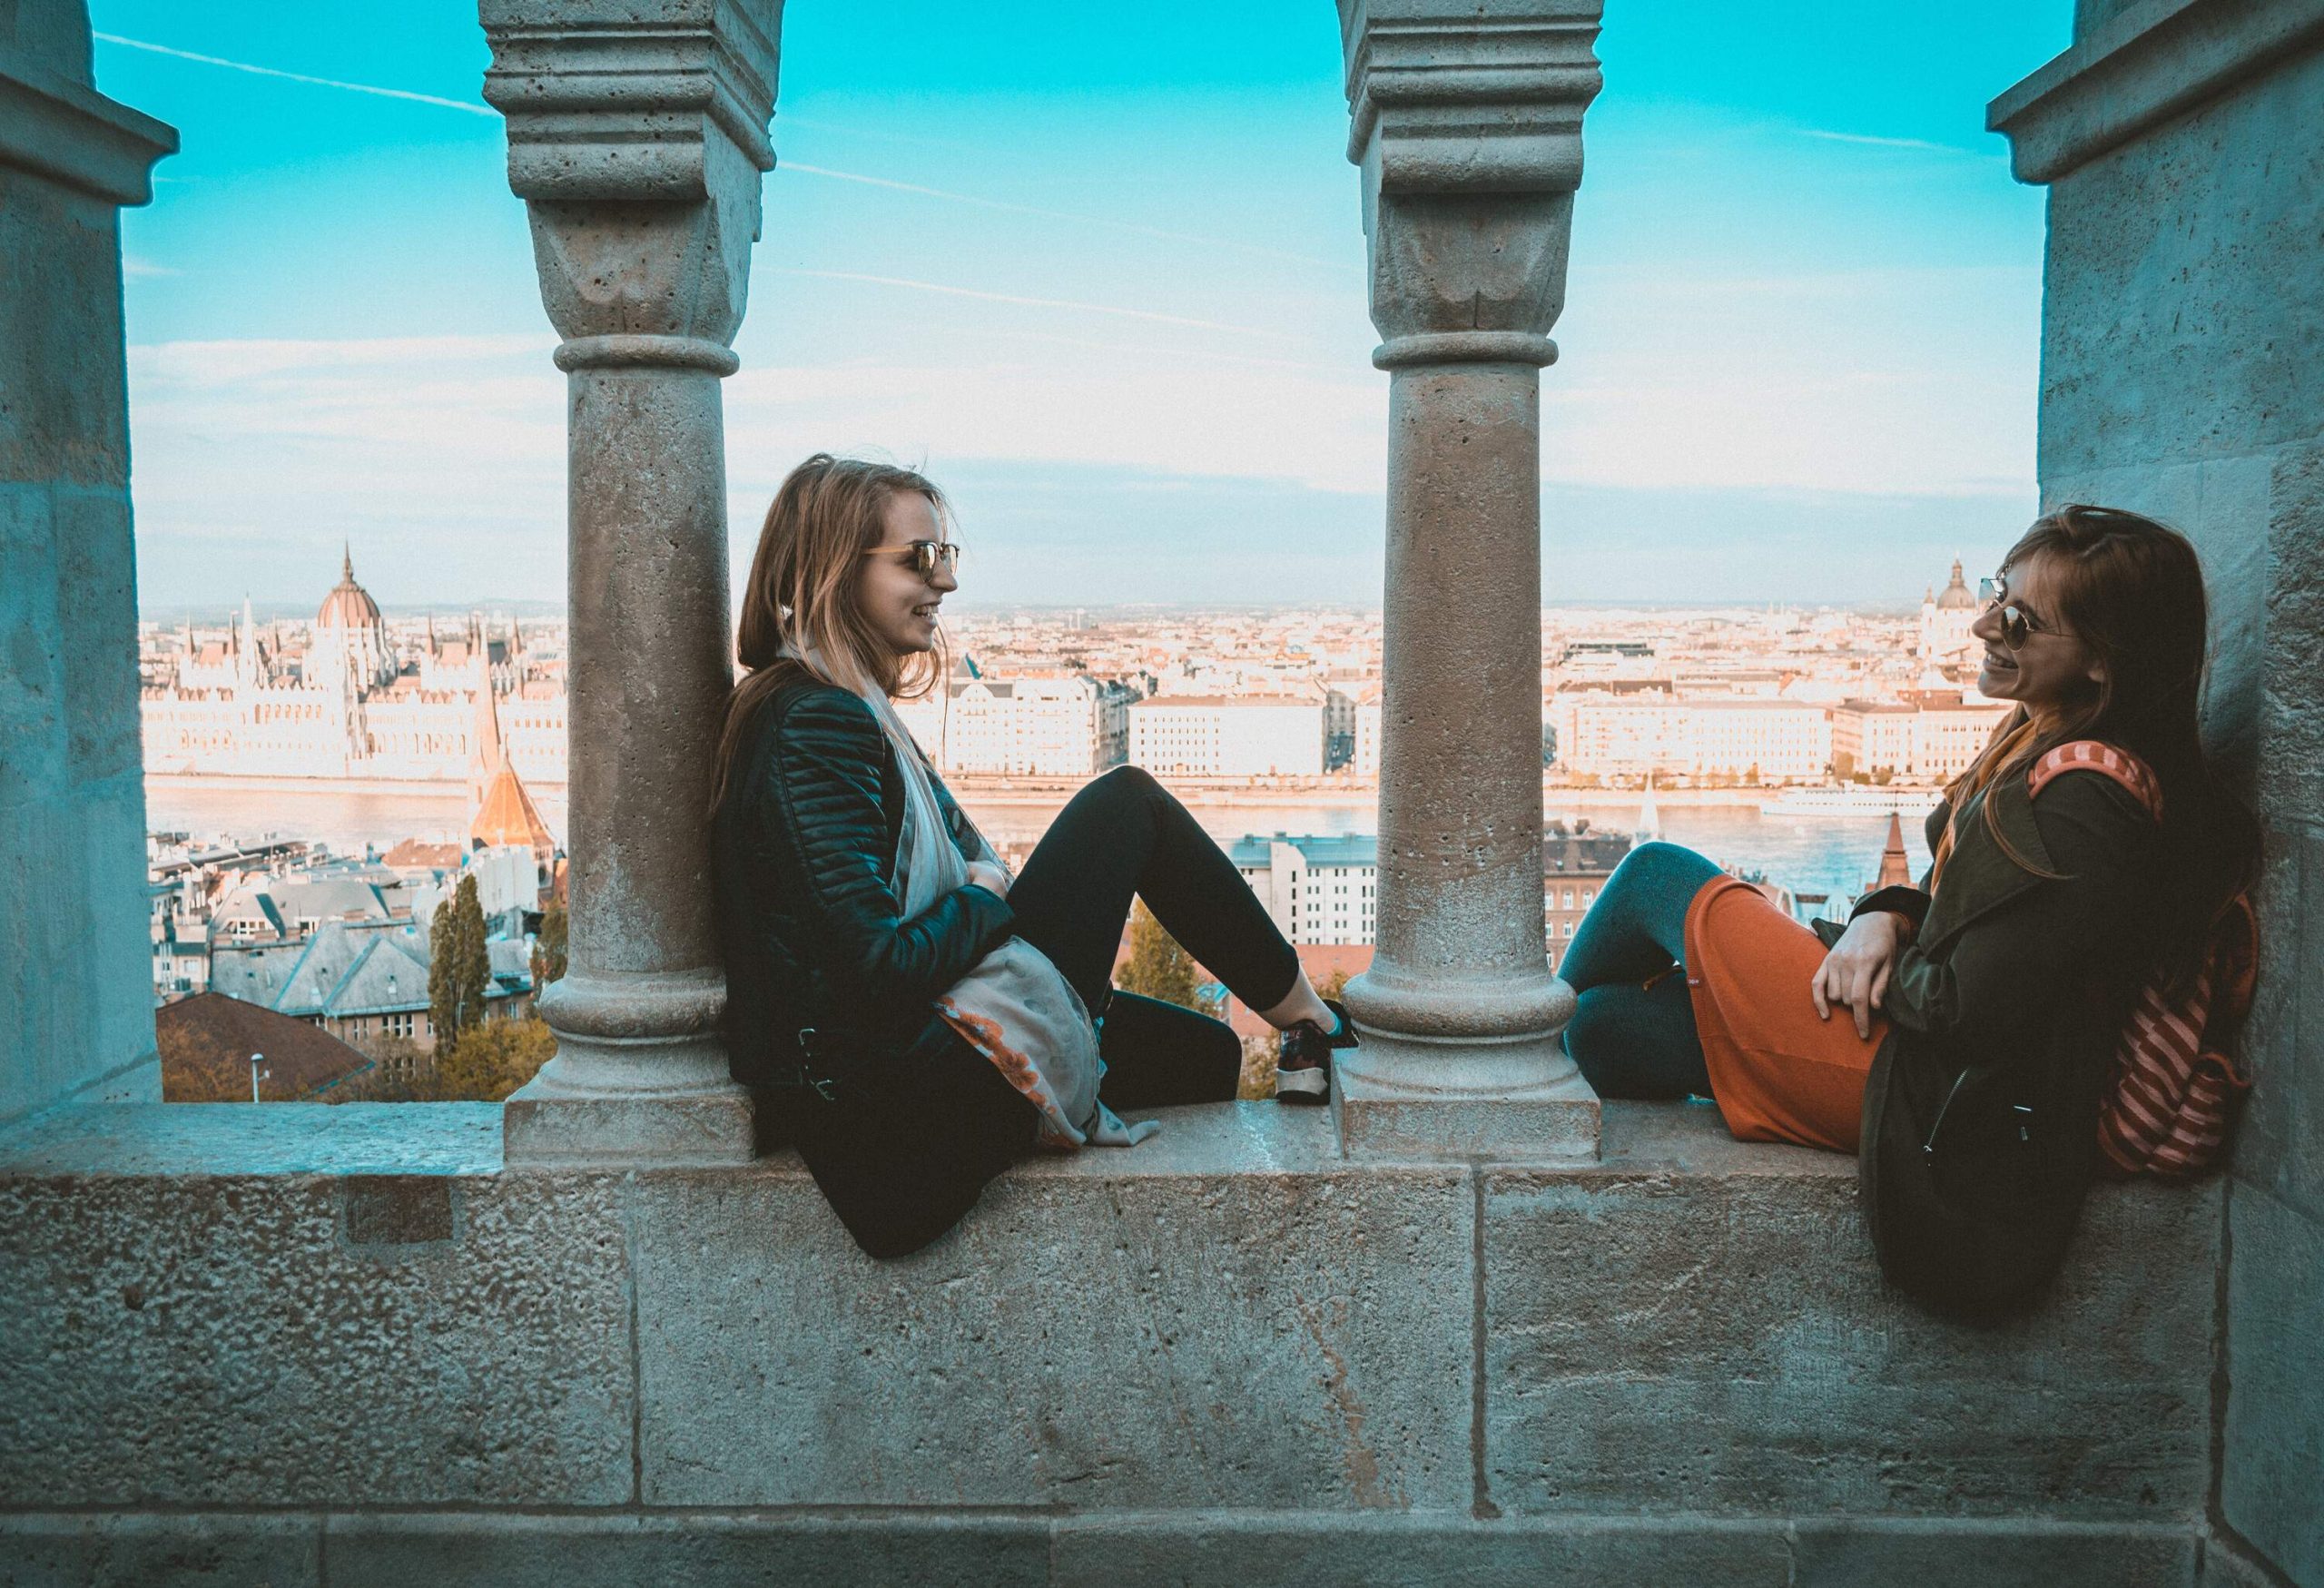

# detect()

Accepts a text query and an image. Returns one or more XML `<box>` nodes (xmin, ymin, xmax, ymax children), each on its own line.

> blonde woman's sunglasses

<box><xmin>861</xmin><ymin>540</ymin><xmax>960</xmax><ymax>578</ymax></box>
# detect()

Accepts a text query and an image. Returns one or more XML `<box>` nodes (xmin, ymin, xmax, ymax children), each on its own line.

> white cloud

<box><xmin>123</xmin><ymin>245</ymin><xmax>2036</xmax><ymax>606</ymax></box>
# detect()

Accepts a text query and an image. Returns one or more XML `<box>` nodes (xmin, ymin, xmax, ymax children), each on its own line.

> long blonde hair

<box><xmin>709</xmin><ymin>453</ymin><xmax>950</xmax><ymax>811</ymax></box>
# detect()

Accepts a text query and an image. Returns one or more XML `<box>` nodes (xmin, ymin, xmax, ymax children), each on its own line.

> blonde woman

<box><xmin>710</xmin><ymin>455</ymin><xmax>1354</xmax><ymax>1258</ymax></box>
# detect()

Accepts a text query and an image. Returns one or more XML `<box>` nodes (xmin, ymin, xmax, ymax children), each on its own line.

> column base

<box><xmin>502</xmin><ymin>1090</ymin><xmax>757</xmax><ymax>1168</ymax></box>
<box><xmin>1330</xmin><ymin>1031</ymin><xmax>1600</xmax><ymax>1164</ymax></box>
<box><xmin>506</xmin><ymin>971</ymin><xmax>758</xmax><ymax>1167</ymax></box>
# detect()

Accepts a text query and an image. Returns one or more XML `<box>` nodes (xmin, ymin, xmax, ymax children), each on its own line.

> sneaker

<box><xmin>1275</xmin><ymin>998</ymin><xmax>1357</xmax><ymax>1103</ymax></box>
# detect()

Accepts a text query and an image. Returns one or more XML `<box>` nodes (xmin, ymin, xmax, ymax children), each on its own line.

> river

<box><xmin>146</xmin><ymin>776</ymin><xmax>1934</xmax><ymax>914</ymax></box>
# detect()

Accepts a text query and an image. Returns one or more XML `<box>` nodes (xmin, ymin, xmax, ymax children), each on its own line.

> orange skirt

<box><xmin>1682</xmin><ymin>875</ymin><xmax>1885</xmax><ymax>1154</ymax></box>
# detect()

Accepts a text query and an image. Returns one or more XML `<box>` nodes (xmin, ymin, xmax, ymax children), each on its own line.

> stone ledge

<box><xmin>1988</xmin><ymin>0</ymin><xmax>2324</xmax><ymax>183</ymax></box>
<box><xmin>0</xmin><ymin>1509</ymin><xmax>2210</xmax><ymax>1588</ymax></box>
<box><xmin>0</xmin><ymin>1100</ymin><xmax>2221</xmax><ymax>1530</ymax></box>
<box><xmin>0</xmin><ymin>47</ymin><xmax>177</xmax><ymax>204</ymax></box>
<box><xmin>0</xmin><ymin>1094</ymin><xmax>1820</xmax><ymax>1182</ymax></box>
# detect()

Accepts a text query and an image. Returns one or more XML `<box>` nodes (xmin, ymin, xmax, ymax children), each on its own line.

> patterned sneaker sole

<box><xmin>1274</xmin><ymin>1065</ymin><xmax>1330</xmax><ymax>1101</ymax></box>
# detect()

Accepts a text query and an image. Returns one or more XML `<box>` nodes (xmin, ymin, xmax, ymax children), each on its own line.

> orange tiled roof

<box><xmin>471</xmin><ymin>762</ymin><xmax>556</xmax><ymax>862</ymax></box>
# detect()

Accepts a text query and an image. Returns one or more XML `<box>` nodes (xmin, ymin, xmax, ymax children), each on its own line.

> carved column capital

<box><xmin>1338</xmin><ymin>0</ymin><xmax>1603</xmax><ymax>365</ymax></box>
<box><xmin>480</xmin><ymin>0</ymin><xmax>783</xmax><ymax>350</ymax></box>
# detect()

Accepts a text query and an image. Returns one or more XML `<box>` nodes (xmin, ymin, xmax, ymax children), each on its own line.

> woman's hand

<box><xmin>964</xmin><ymin>860</ymin><xmax>1012</xmax><ymax>900</ymax></box>
<box><xmin>1813</xmin><ymin>911</ymin><xmax>1908</xmax><ymax>1041</ymax></box>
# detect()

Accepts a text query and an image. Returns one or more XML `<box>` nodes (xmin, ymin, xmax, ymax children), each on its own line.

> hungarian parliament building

<box><xmin>140</xmin><ymin>551</ymin><xmax>568</xmax><ymax>786</ymax></box>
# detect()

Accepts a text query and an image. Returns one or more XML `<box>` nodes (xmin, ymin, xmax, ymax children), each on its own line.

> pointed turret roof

<box><xmin>1876</xmin><ymin>811</ymin><xmax>1912</xmax><ymax>889</ymax></box>
<box><xmin>467</xmin><ymin>674</ymin><xmax>509</xmax><ymax>819</ymax></box>
<box><xmin>471</xmin><ymin>761</ymin><xmax>557</xmax><ymax>866</ymax></box>
<box><xmin>467</xmin><ymin>678</ymin><xmax>556</xmax><ymax>865</ymax></box>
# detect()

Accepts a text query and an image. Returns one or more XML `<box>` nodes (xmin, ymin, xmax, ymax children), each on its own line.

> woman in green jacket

<box><xmin>1559</xmin><ymin>506</ymin><xmax>2259</xmax><ymax>1314</ymax></box>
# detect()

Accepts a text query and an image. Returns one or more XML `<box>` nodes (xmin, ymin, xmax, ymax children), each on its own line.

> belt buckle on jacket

<box><xmin>794</xmin><ymin>1027</ymin><xmax>839</xmax><ymax>1103</ymax></box>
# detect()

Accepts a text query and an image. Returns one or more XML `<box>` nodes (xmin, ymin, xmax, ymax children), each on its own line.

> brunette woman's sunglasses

<box><xmin>862</xmin><ymin>540</ymin><xmax>961</xmax><ymax>578</ymax></box>
<box><xmin>1977</xmin><ymin>576</ymin><xmax>2051</xmax><ymax>651</ymax></box>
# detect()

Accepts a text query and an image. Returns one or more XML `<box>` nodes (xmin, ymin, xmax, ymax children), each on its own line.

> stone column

<box><xmin>0</xmin><ymin>11</ymin><xmax>176</xmax><ymax>1129</ymax></box>
<box><xmin>1331</xmin><ymin>0</ymin><xmax>1604</xmax><ymax>1161</ymax></box>
<box><xmin>481</xmin><ymin>0</ymin><xmax>783</xmax><ymax>1165</ymax></box>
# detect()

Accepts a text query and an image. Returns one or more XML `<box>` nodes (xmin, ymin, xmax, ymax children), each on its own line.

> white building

<box><xmin>1920</xmin><ymin>557</ymin><xmax>1981</xmax><ymax>666</ymax></box>
<box><xmin>1831</xmin><ymin>695</ymin><xmax>2009</xmax><ymax>781</ymax></box>
<box><xmin>892</xmin><ymin>672</ymin><xmax>1129</xmax><ymax>776</ymax></box>
<box><xmin>1130</xmin><ymin>695</ymin><xmax>1324</xmax><ymax>778</ymax></box>
<box><xmin>1552</xmin><ymin>695</ymin><xmax>1833</xmax><ymax>783</ymax></box>
<box><xmin>1352</xmin><ymin>686</ymin><xmax>1384</xmax><ymax>777</ymax></box>
<box><xmin>1232</xmin><ymin>833</ymin><xmax>1378</xmax><ymax>946</ymax></box>
<box><xmin>141</xmin><ymin>551</ymin><xmax>566</xmax><ymax>784</ymax></box>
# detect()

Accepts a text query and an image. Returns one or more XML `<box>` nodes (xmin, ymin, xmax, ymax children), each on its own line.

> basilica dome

<box><xmin>1935</xmin><ymin>557</ymin><xmax>1977</xmax><ymax>610</ymax></box>
<box><xmin>318</xmin><ymin>547</ymin><xmax>382</xmax><ymax>629</ymax></box>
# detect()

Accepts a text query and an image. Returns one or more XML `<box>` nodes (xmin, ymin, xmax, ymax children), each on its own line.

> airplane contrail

<box><xmin>1800</xmin><ymin>129</ymin><xmax>1978</xmax><ymax>155</ymax></box>
<box><xmin>94</xmin><ymin>35</ymin><xmax>1354</xmax><ymax>279</ymax></box>
<box><xmin>94</xmin><ymin>33</ymin><xmax>497</xmax><ymax>115</ymax></box>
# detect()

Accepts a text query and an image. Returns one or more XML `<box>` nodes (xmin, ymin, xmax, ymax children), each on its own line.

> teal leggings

<box><xmin>1560</xmin><ymin>842</ymin><xmax>1723</xmax><ymax>1100</ymax></box>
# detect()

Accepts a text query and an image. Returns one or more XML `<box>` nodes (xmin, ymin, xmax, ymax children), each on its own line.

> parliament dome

<box><xmin>317</xmin><ymin>546</ymin><xmax>383</xmax><ymax>629</ymax></box>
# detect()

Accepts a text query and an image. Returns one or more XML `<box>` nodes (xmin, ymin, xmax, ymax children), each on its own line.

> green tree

<box><xmin>1116</xmin><ymin>901</ymin><xmax>1214</xmax><ymax>1014</ymax></box>
<box><xmin>428</xmin><ymin>873</ymin><xmax>491</xmax><ymax>1046</ymax></box>
<box><xmin>421</xmin><ymin>1016</ymin><xmax>557</xmax><ymax>1102</ymax></box>
<box><xmin>531</xmin><ymin>902</ymin><xmax>568</xmax><ymax>990</ymax></box>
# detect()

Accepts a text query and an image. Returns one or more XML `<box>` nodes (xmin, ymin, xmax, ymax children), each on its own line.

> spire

<box><xmin>341</xmin><ymin>541</ymin><xmax>354</xmax><ymax>584</ymax></box>
<box><xmin>1876</xmin><ymin>811</ymin><xmax>1912</xmax><ymax>890</ymax></box>
<box><xmin>468</xmin><ymin>672</ymin><xmax>506</xmax><ymax>812</ymax></box>
<box><xmin>1636</xmin><ymin>771</ymin><xmax>1663</xmax><ymax>843</ymax></box>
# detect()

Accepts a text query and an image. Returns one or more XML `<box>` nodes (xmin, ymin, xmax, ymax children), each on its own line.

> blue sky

<box><xmin>96</xmin><ymin>1</ymin><xmax>2074</xmax><ymax>613</ymax></box>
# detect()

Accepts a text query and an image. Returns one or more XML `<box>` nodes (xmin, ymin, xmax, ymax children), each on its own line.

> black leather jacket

<box><xmin>1823</xmin><ymin>767</ymin><xmax>2156</xmax><ymax>1315</ymax></box>
<box><xmin>713</xmin><ymin>670</ymin><xmax>1038</xmax><ymax>1258</ymax></box>
<box><xmin>713</xmin><ymin>669</ymin><xmax>1016</xmax><ymax>1094</ymax></box>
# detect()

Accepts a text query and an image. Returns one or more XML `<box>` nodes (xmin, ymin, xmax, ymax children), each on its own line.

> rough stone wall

<box><xmin>0</xmin><ymin>1102</ymin><xmax>2230</xmax><ymax>1585</ymax></box>
<box><xmin>0</xmin><ymin>7</ymin><xmax>172</xmax><ymax>1127</ymax></box>
<box><xmin>2023</xmin><ymin>29</ymin><xmax>2324</xmax><ymax>1586</ymax></box>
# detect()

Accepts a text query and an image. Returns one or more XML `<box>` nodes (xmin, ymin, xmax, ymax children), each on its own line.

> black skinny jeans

<box><xmin>1001</xmin><ymin>764</ymin><xmax>1303</xmax><ymax>1109</ymax></box>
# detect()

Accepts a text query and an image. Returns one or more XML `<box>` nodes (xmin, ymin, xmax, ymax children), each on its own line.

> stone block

<box><xmin>0</xmin><ymin>172</ymin><xmax>130</xmax><ymax>485</ymax></box>
<box><xmin>1482</xmin><ymin>1135</ymin><xmax>2219</xmax><ymax>1519</ymax></box>
<box><xmin>2196</xmin><ymin>1527</ymin><xmax>2291</xmax><ymax>1588</ymax></box>
<box><xmin>501</xmin><ymin>1090</ymin><xmax>756</xmax><ymax>1168</ymax></box>
<box><xmin>2219</xmin><ymin>1183</ymin><xmax>2324</xmax><ymax>1585</ymax></box>
<box><xmin>0</xmin><ymin>484</ymin><xmax>63</xmax><ymax>790</ymax></box>
<box><xmin>2032</xmin><ymin>44</ymin><xmax>2324</xmax><ymax>480</ymax></box>
<box><xmin>1789</xmin><ymin>1518</ymin><xmax>2197</xmax><ymax>1588</ymax></box>
<box><xmin>631</xmin><ymin>1105</ymin><xmax>1472</xmax><ymax>1511</ymax></box>
<box><xmin>1049</xmin><ymin>1513</ymin><xmax>1790</xmax><ymax>1588</ymax></box>
<box><xmin>2232</xmin><ymin>826</ymin><xmax>2323</xmax><ymax>1219</ymax></box>
<box><xmin>2260</xmin><ymin>441</ymin><xmax>2324</xmax><ymax>827</ymax></box>
<box><xmin>322</xmin><ymin>1512</ymin><xmax>1050</xmax><ymax>1588</ymax></box>
<box><xmin>0</xmin><ymin>1100</ymin><xmax>505</xmax><ymax>1177</ymax></box>
<box><xmin>0</xmin><ymin>1513</ymin><xmax>320</xmax><ymax>1588</ymax></box>
<box><xmin>51</xmin><ymin>488</ymin><xmax>140</xmax><ymax>784</ymax></box>
<box><xmin>0</xmin><ymin>1169</ymin><xmax>631</xmax><ymax>1507</ymax></box>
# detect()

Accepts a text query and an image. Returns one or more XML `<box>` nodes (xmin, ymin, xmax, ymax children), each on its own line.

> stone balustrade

<box><xmin>0</xmin><ymin>1100</ymin><xmax>2228</xmax><ymax>1585</ymax></box>
<box><xmin>3</xmin><ymin>0</ymin><xmax>2319</xmax><ymax>1581</ymax></box>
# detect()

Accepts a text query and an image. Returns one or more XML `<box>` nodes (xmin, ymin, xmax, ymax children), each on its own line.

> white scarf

<box><xmin>798</xmin><ymin>651</ymin><xmax>1157</xmax><ymax>1149</ymax></box>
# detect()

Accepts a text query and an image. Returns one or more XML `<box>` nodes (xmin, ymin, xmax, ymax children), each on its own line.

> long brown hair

<box><xmin>1939</xmin><ymin>504</ymin><xmax>2259</xmax><ymax>992</ymax></box>
<box><xmin>709</xmin><ymin>453</ymin><xmax>950</xmax><ymax>812</ymax></box>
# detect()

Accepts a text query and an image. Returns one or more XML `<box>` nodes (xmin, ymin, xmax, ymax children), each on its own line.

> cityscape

<box><xmin>138</xmin><ymin>544</ymin><xmax>2001</xmax><ymax>1094</ymax></box>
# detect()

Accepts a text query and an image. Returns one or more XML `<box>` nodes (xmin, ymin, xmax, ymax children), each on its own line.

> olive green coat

<box><xmin>1818</xmin><ymin>765</ymin><xmax>2157</xmax><ymax>1315</ymax></box>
